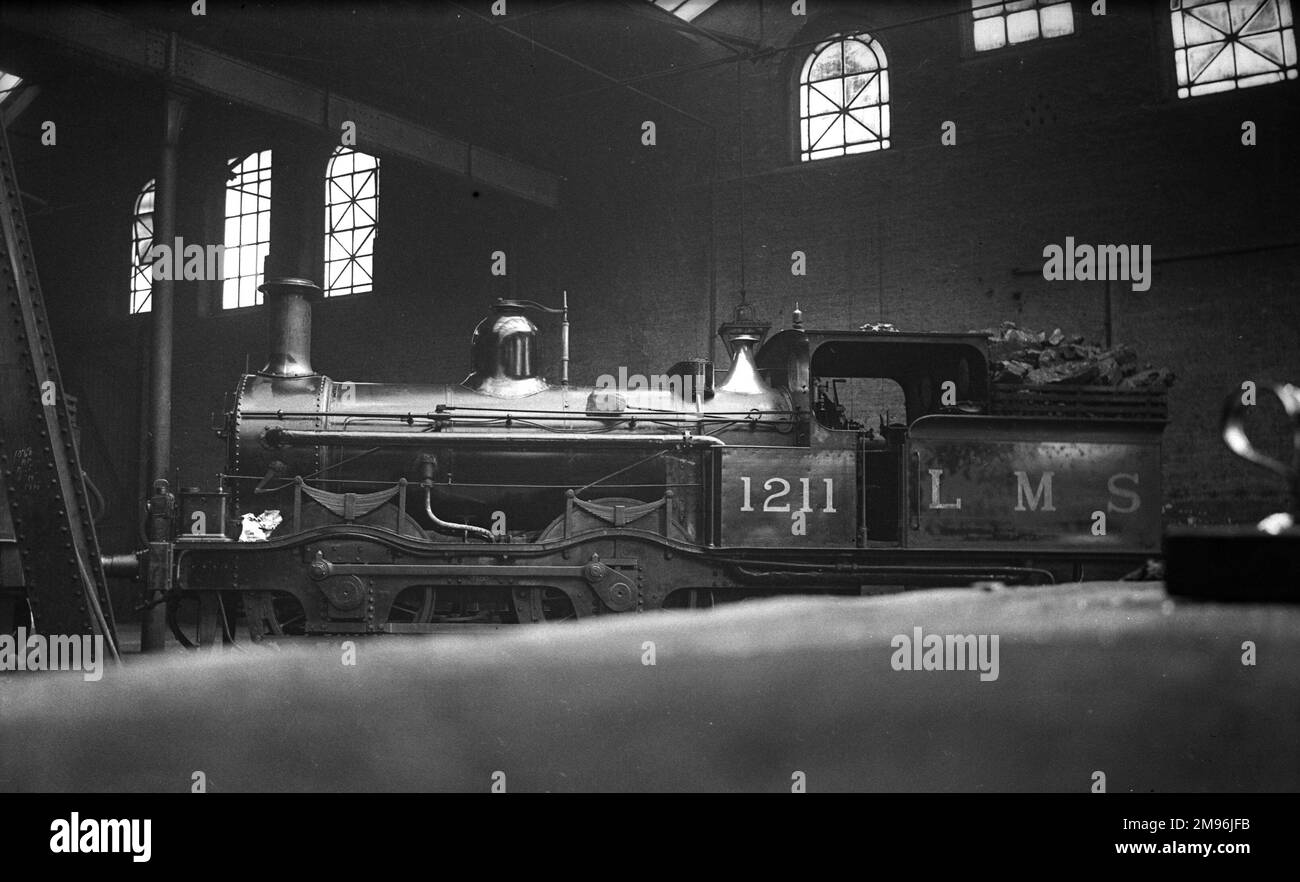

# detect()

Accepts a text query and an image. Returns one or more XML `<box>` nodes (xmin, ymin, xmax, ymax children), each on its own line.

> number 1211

<box><xmin>740</xmin><ymin>477</ymin><xmax>836</xmax><ymax>513</ymax></box>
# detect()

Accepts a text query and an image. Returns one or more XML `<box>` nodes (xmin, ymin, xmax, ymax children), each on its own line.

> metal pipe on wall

<box><xmin>141</xmin><ymin>76</ymin><xmax>187</xmax><ymax>653</ymax></box>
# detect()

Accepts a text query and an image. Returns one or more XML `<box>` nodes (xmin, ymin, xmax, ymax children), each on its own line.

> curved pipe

<box><xmin>424</xmin><ymin>484</ymin><xmax>496</xmax><ymax>543</ymax></box>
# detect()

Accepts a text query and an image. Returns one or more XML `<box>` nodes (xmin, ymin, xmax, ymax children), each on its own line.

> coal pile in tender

<box><xmin>972</xmin><ymin>322</ymin><xmax>1176</xmax><ymax>389</ymax></box>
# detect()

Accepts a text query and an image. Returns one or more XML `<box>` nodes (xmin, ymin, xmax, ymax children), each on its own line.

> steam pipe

<box><xmin>263</xmin><ymin>427</ymin><xmax>725</xmax><ymax>449</ymax></box>
<box><xmin>423</xmin><ymin>484</ymin><xmax>496</xmax><ymax>543</ymax></box>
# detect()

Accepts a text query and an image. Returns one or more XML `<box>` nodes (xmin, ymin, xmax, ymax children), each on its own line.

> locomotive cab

<box><xmin>811</xmin><ymin>332</ymin><xmax>991</xmax><ymax>545</ymax></box>
<box><xmin>752</xmin><ymin>329</ymin><xmax>992</xmax><ymax>546</ymax></box>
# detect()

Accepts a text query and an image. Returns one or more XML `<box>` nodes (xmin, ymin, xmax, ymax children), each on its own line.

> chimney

<box><xmin>258</xmin><ymin>276</ymin><xmax>322</xmax><ymax>377</ymax></box>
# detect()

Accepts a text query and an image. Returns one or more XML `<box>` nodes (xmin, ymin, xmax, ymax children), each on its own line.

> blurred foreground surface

<box><xmin>1</xmin><ymin>582</ymin><xmax>1296</xmax><ymax>792</ymax></box>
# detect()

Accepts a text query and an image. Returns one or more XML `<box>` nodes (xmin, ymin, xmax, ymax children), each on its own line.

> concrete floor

<box><xmin>2</xmin><ymin>581</ymin><xmax>1297</xmax><ymax>791</ymax></box>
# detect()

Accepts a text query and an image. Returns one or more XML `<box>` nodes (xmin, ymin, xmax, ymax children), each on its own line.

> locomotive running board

<box><xmin>0</xmin><ymin>117</ymin><xmax>119</xmax><ymax>651</ymax></box>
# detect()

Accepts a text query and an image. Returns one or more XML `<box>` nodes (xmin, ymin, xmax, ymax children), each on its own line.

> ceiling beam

<box><xmin>0</xmin><ymin>3</ymin><xmax>562</xmax><ymax>208</ymax></box>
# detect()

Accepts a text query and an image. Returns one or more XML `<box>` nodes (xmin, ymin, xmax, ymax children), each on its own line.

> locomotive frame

<box><xmin>160</xmin><ymin>278</ymin><xmax>1167</xmax><ymax>640</ymax></box>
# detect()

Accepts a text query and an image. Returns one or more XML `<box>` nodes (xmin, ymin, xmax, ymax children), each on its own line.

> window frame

<box><xmin>323</xmin><ymin>146</ymin><xmax>380</xmax><ymax>299</ymax></box>
<box><xmin>1166</xmin><ymin>0</ymin><xmax>1298</xmax><ymax>100</ymax></box>
<box><xmin>959</xmin><ymin>0</ymin><xmax>1081</xmax><ymax>58</ymax></box>
<box><xmin>129</xmin><ymin>178</ymin><xmax>155</xmax><ymax>316</ymax></box>
<box><xmin>793</xmin><ymin>30</ymin><xmax>894</xmax><ymax>164</ymax></box>
<box><xmin>221</xmin><ymin>149</ymin><xmax>273</xmax><ymax>311</ymax></box>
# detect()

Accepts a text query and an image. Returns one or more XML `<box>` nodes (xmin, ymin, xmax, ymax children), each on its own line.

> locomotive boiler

<box><xmin>167</xmin><ymin>278</ymin><xmax>1167</xmax><ymax>640</ymax></box>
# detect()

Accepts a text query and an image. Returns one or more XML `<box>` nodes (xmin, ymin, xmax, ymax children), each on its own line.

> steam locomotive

<box><xmin>166</xmin><ymin>278</ymin><xmax>1166</xmax><ymax>639</ymax></box>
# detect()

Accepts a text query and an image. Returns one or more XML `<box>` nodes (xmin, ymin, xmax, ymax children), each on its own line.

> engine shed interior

<box><xmin>0</xmin><ymin>1</ymin><xmax>1297</xmax><ymax>800</ymax></box>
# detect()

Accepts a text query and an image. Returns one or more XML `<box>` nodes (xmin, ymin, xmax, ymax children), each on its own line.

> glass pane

<box><xmin>843</xmin><ymin>38</ymin><xmax>879</xmax><ymax>73</ymax></box>
<box><xmin>820</xmin><ymin>115</ymin><xmax>845</xmax><ymax>150</ymax></box>
<box><xmin>355</xmin><ymin>197</ymin><xmax>377</xmax><ymax>226</ymax></box>
<box><xmin>844</xmin><ymin>72</ymin><xmax>880</xmax><ymax>108</ymax></box>
<box><xmin>973</xmin><ymin>17</ymin><xmax>1006</xmax><ymax>50</ymax></box>
<box><xmin>1240</xmin><ymin>32</ymin><xmax>1286</xmax><ymax>67</ymax></box>
<box><xmin>1189</xmin><ymin>2</ymin><xmax>1233</xmax><ymax>34</ymax></box>
<box><xmin>1040</xmin><ymin>2</ymin><xmax>1074</xmax><ymax>37</ymax></box>
<box><xmin>1181</xmin><ymin>11</ymin><xmax>1225</xmax><ymax>45</ymax></box>
<box><xmin>844</xmin><ymin>113</ymin><xmax>875</xmax><ymax>144</ymax></box>
<box><xmin>849</xmin><ymin>106</ymin><xmax>882</xmax><ymax>139</ymax></box>
<box><xmin>1229</xmin><ymin>0</ymin><xmax>1263</xmax><ymax>29</ymax></box>
<box><xmin>1186</xmin><ymin>41</ymin><xmax>1226</xmax><ymax>80</ymax></box>
<box><xmin>808</xmin><ymin>44</ymin><xmax>843</xmax><ymax>81</ymax></box>
<box><xmin>1242</xmin><ymin>0</ymin><xmax>1281</xmax><ymax>33</ymax></box>
<box><xmin>807</xmin><ymin>113</ymin><xmax>839</xmax><ymax>150</ymax></box>
<box><xmin>1007</xmin><ymin>8</ymin><xmax>1040</xmax><ymax>43</ymax></box>
<box><xmin>808</xmin><ymin>82</ymin><xmax>840</xmax><ymax>114</ymax></box>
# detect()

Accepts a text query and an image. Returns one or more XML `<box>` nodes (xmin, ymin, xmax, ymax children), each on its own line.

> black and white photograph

<box><xmin>0</xmin><ymin>0</ymin><xmax>1296</xmax><ymax>848</ymax></box>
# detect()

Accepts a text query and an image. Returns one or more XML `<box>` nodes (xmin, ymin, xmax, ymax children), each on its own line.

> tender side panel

<box><xmin>716</xmin><ymin>447</ymin><xmax>857</xmax><ymax>548</ymax></box>
<box><xmin>907</xmin><ymin>416</ymin><xmax>1162</xmax><ymax>554</ymax></box>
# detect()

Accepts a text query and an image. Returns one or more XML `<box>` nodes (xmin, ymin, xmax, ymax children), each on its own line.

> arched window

<box><xmin>1171</xmin><ymin>0</ymin><xmax>1296</xmax><ymax>99</ymax></box>
<box><xmin>223</xmin><ymin>150</ymin><xmax>272</xmax><ymax>309</ymax></box>
<box><xmin>799</xmin><ymin>33</ymin><xmax>890</xmax><ymax>162</ymax></box>
<box><xmin>130</xmin><ymin>179</ymin><xmax>155</xmax><ymax>314</ymax></box>
<box><xmin>324</xmin><ymin>147</ymin><xmax>379</xmax><ymax>297</ymax></box>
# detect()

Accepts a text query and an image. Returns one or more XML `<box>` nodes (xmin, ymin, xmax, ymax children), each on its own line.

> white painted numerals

<box><xmin>740</xmin><ymin>477</ymin><xmax>836</xmax><ymax>513</ymax></box>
